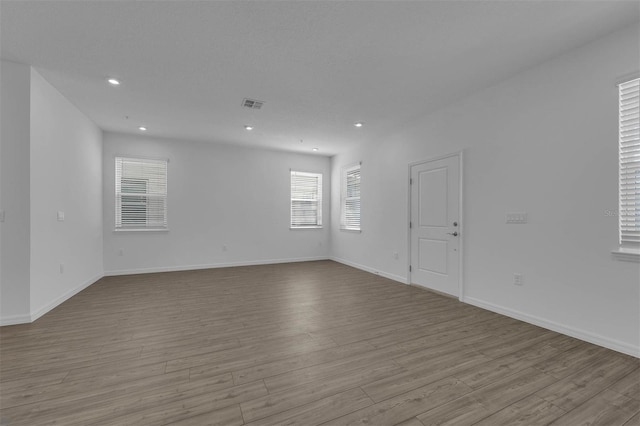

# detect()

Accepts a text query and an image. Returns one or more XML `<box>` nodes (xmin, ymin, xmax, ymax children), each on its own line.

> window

<box><xmin>341</xmin><ymin>163</ymin><xmax>361</xmax><ymax>231</ymax></box>
<box><xmin>115</xmin><ymin>157</ymin><xmax>168</xmax><ymax>230</ymax></box>
<box><xmin>290</xmin><ymin>171</ymin><xmax>322</xmax><ymax>228</ymax></box>
<box><xmin>619</xmin><ymin>77</ymin><xmax>640</xmax><ymax>246</ymax></box>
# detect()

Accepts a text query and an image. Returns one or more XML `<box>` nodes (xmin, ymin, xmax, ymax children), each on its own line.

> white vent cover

<box><xmin>242</xmin><ymin>98</ymin><xmax>264</xmax><ymax>109</ymax></box>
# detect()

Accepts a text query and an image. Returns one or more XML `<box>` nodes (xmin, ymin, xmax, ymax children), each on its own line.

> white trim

<box><xmin>5</xmin><ymin>260</ymin><xmax>636</xmax><ymax>358</ymax></box>
<box><xmin>462</xmin><ymin>296</ymin><xmax>639</xmax><ymax>358</ymax></box>
<box><xmin>406</xmin><ymin>164</ymin><xmax>412</xmax><ymax>283</ymax></box>
<box><xmin>612</xmin><ymin>248</ymin><xmax>640</xmax><ymax>262</ymax></box>
<box><xmin>0</xmin><ymin>273</ymin><xmax>104</xmax><ymax>326</ymax></box>
<box><xmin>615</xmin><ymin>71</ymin><xmax>640</xmax><ymax>86</ymax></box>
<box><xmin>30</xmin><ymin>273</ymin><xmax>104</xmax><ymax>322</ymax></box>
<box><xmin>114</xmin><ymin>154</ymin><xmax>170</xmax><ymax>163</ymax></box>
<box><xmin>0</xmin><ymin>313</ymin><xmax>32</xmax><ymax>326</ymax></box>
<box><xmin>407</xmin><ymin>150</ymin><xmax>464</xmax><ymax>300</ymax></box>
<box><xmin>459</xmin><ymin>150</ymin><xmax>465</xmax><ymax>299</ymax></box>
<box><xmin>113</xmin><ymin>228</ymin><xmax>170</xmax><ymax>233</ymax></box>
<box><xmin>407</xmin><ymin>150</ymin><xmax>464</xmax><ymax>167</ymax></box>
<box><xmin>330</xmin><ymin>256</ymin><xmax>407</xmax><ymax>284</ymax></box>
<box><xmin>105</xmin><ymin>256</ymin><xmax>329</xmax><ymax>276</ymax></box>
<box><xmin>339</xmin><ymin>229</ymin><xmax>362</xmax><ymax>234</ymax></box>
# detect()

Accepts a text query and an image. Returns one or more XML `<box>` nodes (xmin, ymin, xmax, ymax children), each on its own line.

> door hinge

<box><xmin>410</xmin><ymin>178</ymin><xmax>413</xmax><ymax>185</ymax></box>
<box><xmin>409</xmin><ymin>265</ymin><xmax>412</xmax><ymax>272</ymax></box>
<box><xmin>409</xmin><ymin>221</ymin><xmax>412</xmax><ymax>229</ymax></box>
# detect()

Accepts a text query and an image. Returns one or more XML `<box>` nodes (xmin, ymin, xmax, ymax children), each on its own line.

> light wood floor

<box><xmin>1</xmin><ymin>260</ymin><xmax>638</xmax><ymax>426</ymax></box>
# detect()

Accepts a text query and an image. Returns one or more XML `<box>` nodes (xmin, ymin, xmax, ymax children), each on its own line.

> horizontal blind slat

<box><xmin>291</xmin><ymin>171</ymin><xmax>323</xmax><ymax>227</ymax></box>
<box><xmin>115</xmin><ymin>157</ymin><xmax>168</xmax><ymax>230</ymax></box>
<box><xmin>619</xmin><ymin>78</ymin><xmax>640</xmax><ymax>245</ymax></box>
<box><xmin>341</xmin><ymin>164</ymin><xmax>361</xmax><ymax>230</ymax></box>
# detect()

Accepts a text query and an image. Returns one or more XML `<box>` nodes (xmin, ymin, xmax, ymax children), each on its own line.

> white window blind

<box><xmin>341</xmin><ymin>163</ymin><xmax>361</xmax><ymax>231</ymax></box>
<box><xmin>115</xmin><ymin>157</ymin><xmax>168</xmax><ymax>230</ymax></box>
<box><xmin>619</xmin><ymin>78</ymin><xmax>640</xmax><ymax>245</ymax></box>
<box><xmin>290</xmin><ymin>171</ymin><xmax>322</xmax><ymax>228</ymax></box>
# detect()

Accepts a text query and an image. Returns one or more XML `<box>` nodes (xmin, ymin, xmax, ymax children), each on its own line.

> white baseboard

<box><xmin>30</xmin><ymin>273</ymin><xmax>105</xmax><ymax>323</ymax></box>
<box><xmin>462</xmin><ymin>296</ymin><xmax>639</xmax><ymax>358</ymax></box>
<box><xmin>331</xmin><ymin>258</ymin><xmax>639</xmax><ymax>357</ymax></box>
<box><xmin>330</xmin><ymin>256</ymin><xmax>407</xmax><ymax>284</ymax></box>
<box><xmin>104</xmin><ymin>256</ymin><xmax>330</xmax><ymax>276</ymax></box>
<box><xmin>0</xmin><ymin>272</ymin><xmax>104</xmax><ymax>326</ymax></box>
<box><xmin>0</xmin><ymin>313</ymin><xmax>32</xmax><ymax>326</ymax></box>
<box><xmin>6</xmin><ymin>259</ymin><xmax>637</xmax><ymax>359</ymax></box>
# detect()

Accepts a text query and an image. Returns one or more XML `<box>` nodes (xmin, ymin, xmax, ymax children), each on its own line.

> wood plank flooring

<box><xmin>0</xmin><ymin>260</ymin><xmax>638</xmax><ymax>425</ymax></box>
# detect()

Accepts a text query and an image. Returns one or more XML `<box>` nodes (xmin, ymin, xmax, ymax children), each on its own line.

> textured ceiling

<box><xmin>1</xmin><ymin>1</ymin><xmax>638</xmax><ymax>156</ymax></box>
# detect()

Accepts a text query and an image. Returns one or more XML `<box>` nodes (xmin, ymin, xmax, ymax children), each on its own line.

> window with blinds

<box><xmin>290</xmin><ymin>171</ymin><xmax>322</xmax><ymax>228</ymax></box>
<box><xmin>341</xmin><ymin>163</ymin><xmax>361</xmax><ymax>231</ymax></box>
<box><xmin>619</xmin><ymin>77</ymin><xmax>640</xmax><ymax>245</ymax></box>
<box><xmin>115</xmin><ymin>157</ymin><xmax>168</xmax><ymax>230</ymax></box>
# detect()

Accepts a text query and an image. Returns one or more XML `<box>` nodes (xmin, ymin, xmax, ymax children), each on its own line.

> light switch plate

<box><xmin>506</xmin><ymin>212</ymin><xmax>527</xmax><ymax>224</ymax></box>
<box><xmin>57</xmin><ymin>211</ymin><xmax>65</xmax><ymax>222</ymax></box>
<box><xmin>514</xmin><ymin>273</ymin><xmax>524</xmax><ymax>286</ymax></box>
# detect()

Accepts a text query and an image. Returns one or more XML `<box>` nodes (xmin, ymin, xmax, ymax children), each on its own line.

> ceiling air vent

<box><xmin>242</xmin><ymin>98</ymin><xmax>264</xmax><ymax>109</ymax></box>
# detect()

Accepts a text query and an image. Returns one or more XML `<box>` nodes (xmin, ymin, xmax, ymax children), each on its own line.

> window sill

<box><xmin>612</xmin><ymin>248</ymin><xmax>640</xmax><ymax>263</ymax></box>
<box><xmin>114</xmin><ymin>228</ymin><xmax>170</xmax><ymax>233</ymax></box>
<box><xmin>290</xmin><ymin>226</ymin><xmax>323</xmax><ymax>230</ymax></box>
<box><xmin>340</xmin><ymin>228</ymin><xmax>362</xmax><ymax>233</ymax></box>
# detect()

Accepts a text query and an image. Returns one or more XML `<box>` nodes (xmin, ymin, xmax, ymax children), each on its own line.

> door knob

<box><xmin>447</xmin><ymin>232</ymin><xmax>458</xmax><ymax>236</ymax></box>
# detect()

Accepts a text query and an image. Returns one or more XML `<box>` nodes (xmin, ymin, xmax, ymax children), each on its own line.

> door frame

<box><xmin>407</xmin><ymin>150</ymin><xmax>464</xmax><ymax>300</ymax></box>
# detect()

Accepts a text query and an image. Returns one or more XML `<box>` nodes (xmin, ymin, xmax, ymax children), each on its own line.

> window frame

<box><xmin>290</xmin><ymin>170</ymin><xmax>323</xmax><ymax>229</ymax></box>
<box><xmin>340</xmin><ymin>162</ymin><xmax>362</xmax><ymax>232</ymax></box>
<box><xmin>618</xmin><ymin>77</ymin><xmax>640</xmax><ymax>246</ymax></box>
<box><xmin>115</xmin><ymin>156</ymin><xmax>169</xmax><ymax>232</ymax></box>
<box><xmin>613</xmin><ymin>75</ymin><xmax>640</xmax><ymax>261</ymax></box>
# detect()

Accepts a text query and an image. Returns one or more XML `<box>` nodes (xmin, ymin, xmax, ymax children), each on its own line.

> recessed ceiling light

<box><xmin>138</xmin><ymin>126</ymin><xmax>147</xmax><ymax>131</ymax></box>
<box><xmin>107</xmin><ymin>78</ymin><xmax>120</xmax><ymax>86</ymax></box>
<box><xmin>245</xmin><ymin>125</ymin><xmax>254</xmax><ymax>131</ymax></box>
<box><xmin>354</xmin><ymin>122</ymin><xmax>364</xmax><ymax>128</ymax></box>
<box><xmin>312</xmin><ymin>148</ymin><xmax>319</xmax><ymax>152</ymax></box>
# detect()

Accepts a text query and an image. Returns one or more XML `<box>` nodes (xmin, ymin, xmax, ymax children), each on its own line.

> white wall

<box><xmin>0</xmin><ymin>60</ymin><xmax>31</xmax><ymax>323</ymax></box>
<box><xmin>2</xmin><ymin>26</ymin><xmax>636</xmax><ymax>359</ymax></box>
<box><xmin>103</xmin><ymin>132</ymin><xmax>330</xmax><ymax>274</ymax></box>
<box><xmin>29</xmin><ymin>69</ymin><xmax>103</xmax><ymax>319</ymax></box>
<box><xmin>331</xmin><ymin>24</ymin><xmax>640</xmax><ymax>356</ymax></box>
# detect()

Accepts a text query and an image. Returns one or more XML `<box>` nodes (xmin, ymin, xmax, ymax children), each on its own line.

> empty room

<box><xmin>1</xmin><ymin>1</ymin><xmax>639</xmax><ymax>425</ymax></box>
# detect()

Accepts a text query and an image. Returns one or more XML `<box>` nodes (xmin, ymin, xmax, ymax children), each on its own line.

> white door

<box><xmin>410</xmin><ymin>154</ymin><xmax>461</xmax><ymax>297</ymax></box>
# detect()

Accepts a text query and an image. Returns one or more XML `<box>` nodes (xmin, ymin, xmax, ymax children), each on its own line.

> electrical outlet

<box><xmin>506</xmin><ymin>212</ymin><xmax>527</xmax><ymax>224</ymax></box>
<box><xmin>57</xmin><ymin>211</ymin><xmax>65</xmax><ymax>222</ymax></box>
<box><xmin>118</xmin><ymin>249</ymin><xmax>124</xmax><ymax>256</ymax></box>
<box><xmin>60</xmin><ymin>264</ymin><xmax>64</xmax><ymax>274</ymax></box>
<box><xmin>513</xmin><ymin>273</ymin><xmax>524</xmax><ymax>286</ymax></box>
<box><xmin>222</xmin><ymin>245</ymin><xmax>227</xmax><ymax>252</ymax></box>
<box><xmin>0</xmin><ymin>210</ymin><xmax>5</xmax><ymax>222</ymax></box>
<box><xmin>393</xmin><ymin>252</ymin><xmax>399</xmax><ymax>260</ymax></box>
